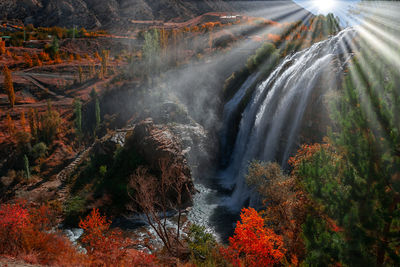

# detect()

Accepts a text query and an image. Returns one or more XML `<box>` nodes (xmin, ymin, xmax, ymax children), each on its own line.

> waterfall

<box><xmin>219</xmin><ymin>28</ymin><xmax>356</xmax><ymax>211</ymax></box>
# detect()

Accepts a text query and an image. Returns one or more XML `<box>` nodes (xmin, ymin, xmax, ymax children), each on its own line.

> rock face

<box><xmin>126</xmin><ymin>118</ymin><xmax>194</xmax><ymax>204</ymax></box>
<box><xmin>169</xmin><ymin>122</ymin><xmax>214</xmax><ymax>180</ymax></box>
<box><xmin>128</xmin><ymin>119</ymin><xmax>191</xmax><ymax>176</ymax></box>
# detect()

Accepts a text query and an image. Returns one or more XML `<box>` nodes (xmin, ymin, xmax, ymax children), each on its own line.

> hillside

<box><xmin>0</xmin><ymin>0</ymin><xmax>311</xmax><ymax>30</ymax></box>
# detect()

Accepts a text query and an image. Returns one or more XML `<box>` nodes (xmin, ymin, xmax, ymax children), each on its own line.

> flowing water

<box><xmin>187</xmin><ymin>29</ymin><xmax>357</xmax><ymax>239</ymax></box>
<box><xmin>218</xmin><ymin>28</ymin><xmax>356</xmax><ymax>211</ymax></box>
<box><xmin>104</xmin><ymin>29</ymin><xmax>356</xmax><ymax>242</ymax></box>
<box><xmin>188</xmin><ymin>28</ymin><xmax>355</xmax><ymax>240</ymax></box>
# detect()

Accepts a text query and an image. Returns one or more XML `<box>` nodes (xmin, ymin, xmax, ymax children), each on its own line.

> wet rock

<box><xmin>168</xmin><ymin>122</ymin><xmax>214</xmax><ymax>180</ymax></box>
<box><xmin>152</xmin><ymin>101</ymin><xmax>192</xmax><ymax>125</ymax></box>
<box><xmin>127</xmin><ymin>118</ymin><xmax>194</xmax><ymax>205</ymax></box>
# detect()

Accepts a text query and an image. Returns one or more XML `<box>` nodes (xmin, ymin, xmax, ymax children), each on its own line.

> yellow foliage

<box><xmin>3</xmin><ymin>66</ymin><xmax>15</xmax><ymax>108</ymax></box>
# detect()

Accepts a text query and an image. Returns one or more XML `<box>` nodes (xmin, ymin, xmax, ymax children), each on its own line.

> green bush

<box><xmin>246</xmin><ymin>43</ymin><xmax>277</xmax><ymax>71</ymax></box>
<box><xmin>187</xmin><ymin>224</ymin><xmax>218</xmax><ymax>265</ymax></box>
<box><xmin>99</xmin><ymin>165</ymin><xmax>107</xmax><ymax>177</ymax></box>
<box><xmin>64</xmin><ymin>195</ymin><xmax>87</xmax><ymax>226</ymax></box>
<box><xmin>30</xmin><ymin>142</ymin><xmax>47</xmax><ymax>160</ymax></box>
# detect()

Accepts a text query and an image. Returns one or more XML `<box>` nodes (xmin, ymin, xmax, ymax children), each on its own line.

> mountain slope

<box><xmin>0</xmin><ymin>0</ymin><xmax>310</xmax><ymax>29</ymax></box>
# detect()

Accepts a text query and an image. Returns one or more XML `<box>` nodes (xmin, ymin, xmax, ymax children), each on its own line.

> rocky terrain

<box><xmin>0</xmin><ymin>0</ymin><xmax>308</xmax><ymax>30</ymax></box>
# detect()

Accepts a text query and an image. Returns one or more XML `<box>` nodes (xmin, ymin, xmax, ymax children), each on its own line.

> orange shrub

<box><xmin>79</xmin><ymin>209</ymin><xmax>156</xmax><ymax>266</ymax></box>
<box><xmin>0</xmin><ymin>40</ymin><xmax>5</xmax><ymax>55</ymax></box>
<box><xmin>221</xmin><ymin>208</ymin><xmax>285</xmax><ymax>267</ymax></box>
<box><xmin>0</xmin><ymin>201</ymin><xmax>86</xmax><ymax>266</ymax></box>
<box><xmin>32</xmin><ymin>54</ymin><xmax>42</xmax><ymax>66</ymax></box>
<box><xmin>94</xmin><ymin>51</ymin><xmax>101</xmax><ymax>61</ymax></box>
<box><xmin>24</xmin><ymin>52</ymin><xmax>33</xmax><ymax>67</ymax></box>
<box><xmin>288</xmin><ymin>142</ymin><xmax>332</xmax><ymax>173</ymax></box>
<box><xmin>11</xmin><ymin>52</ymin><xmax>19</xmax><ymax>61</ymax></box>
<box><xmin>54</xmin><ymin>54</ymin><xmax>63</xmax><ymax>64</ymax></box>
<box><xmin>39</xmin><ymin>51</ymin><xmax>51</xmax><ymax>61</ymax></box>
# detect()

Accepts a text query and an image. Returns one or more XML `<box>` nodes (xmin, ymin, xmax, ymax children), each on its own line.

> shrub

<box><xmin>188</xmin><ymin>224</ymin><xmax>216</xmax><ymax>259</ymax></box>
<box><xmin>23</xmin><ymin>52</ymin><xmax>33</xmax><ymax>68</ymax></box>
<box><xmin>0</xmin><ymin>40</ymin><xmax>5</xmax><ymax>55</ymax></box>
<box><xmin>39</xmin><ymin>52</ymin><xmax>51</xmax><ymax>61</ymax></box>
<box><xmin>99</xmin><ymin>165</ymin><xmax>107</xmax><ymax>177</ymax></box>
<box><xmin>38</xmin><ymin>101</ymin><xmax>61</xmax><ymax>145</ymax></box>
<box><xmin>79</xmin><ymin>209</ymin><xmax>156</xmax><ymax>266</ymax></box>
<box><xmin>187</xmin><ymin>224</ymin><xmax>229</xmax><ymax>266</ymax></box>
<box><xmin>32</xmin><ymin>54</ymin><xmax>42</xmax><ymax>66</ymax></box>
<box><xmin>0</xmin><ymin>201</ymin><xmax>86</xmax><ymax>266</ymax></box>
<box><xmin>31</xmin><ymin>142</ymin><xmax>48</xmax><ymax>160</ymax></box>
<box><xmin>246</xmin><ymin>161</ymin><xmax>307</xmax><ymax>262</ymax></box>
<box><xmin>64</xmin><ymin>195</ymin><xmax>87</xmax><ymax>226</ymax></box>
<box><xmin>221</xmin><ymin>208</ymin><xmax>285</xmax><ymax>267</ymax></box>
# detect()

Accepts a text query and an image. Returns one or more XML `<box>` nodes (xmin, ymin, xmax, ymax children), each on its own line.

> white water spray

<box><xmin>220</xmin><ymin>28</ymin><xmax>356</xmax><ymax>210</ymax></box>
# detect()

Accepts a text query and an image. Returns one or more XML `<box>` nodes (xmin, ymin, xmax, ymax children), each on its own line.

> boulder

<box><xmin>127</xmin><ymin>118</ymin><xmax>194</xmax><ymax>205</ymax></box>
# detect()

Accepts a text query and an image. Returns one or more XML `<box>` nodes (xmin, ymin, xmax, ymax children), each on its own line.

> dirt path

<box><xmin>0</xmin><ymin>257</ymin><xmax>41</xmax><ymax>267</ymax></box>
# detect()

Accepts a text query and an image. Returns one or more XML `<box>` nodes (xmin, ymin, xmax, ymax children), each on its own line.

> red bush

<box><xmin>79</xmin><ymin>208</ymin><xmax>156</xmax><ymax>266</ymax></box>
<box><xmin>222</xmin><ymin>207</ymin><xmax>285</xmax><ymax>267</ymax></box>
<box><xmin>0</xmin><ymin>201</ymin><xmax>86</xmax><ymax>266</ymax></box>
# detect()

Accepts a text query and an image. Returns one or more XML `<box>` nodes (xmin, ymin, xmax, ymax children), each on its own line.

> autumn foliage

<box><xmin>0</xmin><ymin>201</ymin><xmax>85</xmax><ymax>266</ymax></box>
<box><xmin>288</xmin><ymin>142</ymin><xmax>332</xmax><ymax>173</ymax></box>
<box><xmin>3</xmin><ymin>65</ymin><xmax>15</xmax><ymax>108</ymax></box>
<box><xmin>222</xmin><ymin>207</ymin><xmax>285</xmax><ymax>267</ymax></box>
<box><xmin>0</xmin><ymin>203</ymin><xmax>155</xmax><ymax>267</ymax></box>
<box><xmin>24</xmin><ymin>52</ymin><xmax>33</xmax><ymax>67</ymax></box>
<box><xmin>0</xmin><ymin>40</ymin><xmax>6</xmax><ymax>55</ymax></box>
<box><xmin>79</xmin><ymin>208</ymin><xmax>156</xmax><ymax>267</ymax></box>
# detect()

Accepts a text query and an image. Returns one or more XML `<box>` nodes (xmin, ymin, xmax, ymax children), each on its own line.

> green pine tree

<box><xmin>95</xmin><ymin>97</ymin><xmax>100</xmax><ymax>131</ymax></box>
<box><xmin>142</xmin><ymin>29</ymin><xmax>160</xmax><ymax>83</ymax></box>
<box><xmin>23</xmin><ymin>154</ymin><xmax>30</xmax><ymax>179</ymax></box>
<box><xmin>90</xmin><ymin>88</ymin><xmax>101</xmax><ymax>135</ymax></box>
<box><xmin>73</xmin><ymin>98</ymin><xmax>82</xmax><ymax>138</ymax></box>
<box><xmin>298</xmin><ymin>40</ymin><xmax>400</xmax><ymax>266</ymax></box>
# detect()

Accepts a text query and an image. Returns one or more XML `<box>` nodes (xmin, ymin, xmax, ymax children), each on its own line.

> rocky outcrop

<box><xmin>169</xmin><ymin>122</ymin><xmax>214</xmax><ymax>180</ymax></box>
<box><xmin>128</xmin><ymin>119</ymin><xmax>191</xmax><ymax>175</ymax></box>
<box><xmin>126</xmin><ymin>118</ymin><xmax>194</xmax><ymax>204</ymax></box>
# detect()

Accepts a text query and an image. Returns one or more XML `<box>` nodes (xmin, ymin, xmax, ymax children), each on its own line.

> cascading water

<box><xmin>219</xmin><ymin>28</ymin><xmax>356</xmax><ymax>211</ymax></box>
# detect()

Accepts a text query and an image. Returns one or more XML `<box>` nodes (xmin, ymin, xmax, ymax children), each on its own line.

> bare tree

<box><xmin>128</xmin><ymin>158</ymin><xmax>190</xmax><ymax>256</ymax></box>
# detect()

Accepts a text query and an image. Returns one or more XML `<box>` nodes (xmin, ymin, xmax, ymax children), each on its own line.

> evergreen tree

<box><xmin>90</xmin><ymin>88</ymin><xmax>101</xmax><ymax>133</ymax></box>
<box><xmin>100</xmin><ymin>50</ymin><xmax>109</xmax><ymax>78</ymax></box>
<box><xmin>298</xmin><ymin>42</ymin><xmax>400</xmax><ymax>266</ymax></box>
<box><xmin>3</xmin><ymin>66</ymin><xmax>15</xmax><ymax>108</ymax></box>
<box><xmin>78</xmin><ymin>66</ymin><xmax>84</xmax><ymax>84</ymax></box>
<box><xmin>142</xmin><ymin>29</ymin><xmax>160</xmax><ymax>82</ymax></box>
<box><xmin>73</xmin><ymin>98</ymin><xmax>82</xmax><ymax>139</ymax></box>
<box><xmin>23</xmin><ymin>154</ymin><xmax>30</xmax><ymax>179</ymax></box>
<box><xmin>20</xmin><ymin>112</ymin><xmax>26</xmax><ymax>131</ymax></box>
<box><xmin>6</xmin><ymin>113</ymin><xmax>14</xmax><ymax>135</ymax></box>
<box><xmin>49</xmin><ymin>37</ymin><xmax>59</xmax><ymax>58</ymax></box>
<box><xmin>28</xmin><ymin>108</ymin><xmax>38</xmax><ymax>141</ymax></box>
<box><xmin>95</xmin><ymin>98</ymin><xmax>100</xmax><ymax>132</ymax></box>
<box><xmin>38</xmin><ymin>101</ymin><xmax>61</xmax><ymax>145</ymax></box>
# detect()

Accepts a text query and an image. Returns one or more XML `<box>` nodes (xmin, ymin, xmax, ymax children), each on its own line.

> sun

<box><xmin>312</xmin><ymin>0</ymin><xmax>337</xmax><ymax>14</ymax></box>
